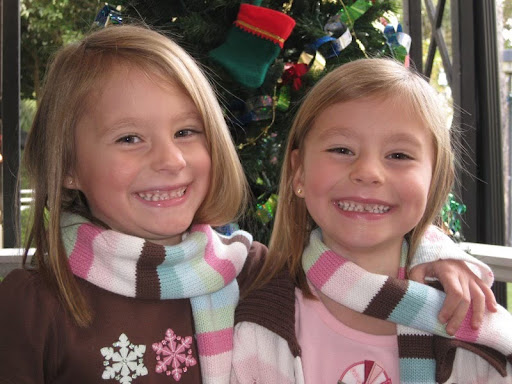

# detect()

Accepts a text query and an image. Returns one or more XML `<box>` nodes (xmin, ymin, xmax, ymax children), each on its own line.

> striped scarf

<box><xmin>61</xmin><ymin>213</ymin><xmax>252</xmax><ymax>384</ymax></box>
<box><xmin>303</xmin><ymin>228</ymin><xmax>512</xmax><ymax>383</ymax></box>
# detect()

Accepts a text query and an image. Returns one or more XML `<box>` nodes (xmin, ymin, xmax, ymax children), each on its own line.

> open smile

<box><xmin>335</xmin><ymin>200</ymin><xmax>390</xmax><ymax>214</ymax></box>
<box><xmin>137</xmin><ymin>187</ymin><xmax>187</xmax><ymax>202</ymax></box>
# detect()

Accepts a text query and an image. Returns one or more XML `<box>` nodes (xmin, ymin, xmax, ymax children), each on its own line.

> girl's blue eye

<box><xmin>388</xmin><ymin>152</ymin><xmax>412</xmax><ymax>160</ymax></box>
<box><xmin>116</xmin><ymin>135</ymin><xmax>141</xmax><ymax>144</ymax></box>
<box><xmin>175</xmin><ymin>129</ymin><xmax>199</xmax><ymax>138</ymax></box>
<box><xmin>329</xmin><ymin>147</ymin><xmax>353</xmax><ymax>155</ymax></box>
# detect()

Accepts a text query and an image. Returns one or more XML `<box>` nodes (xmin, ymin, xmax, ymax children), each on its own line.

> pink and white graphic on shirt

<box><xmin>338</xmin><ymin>360</ymin><xmax>391</xmax><ymax>384</ymax></box>
<box><xmin>152</xmin><ymin>328</ymin><xmax>197</xmax><ymax>381</ymax></box>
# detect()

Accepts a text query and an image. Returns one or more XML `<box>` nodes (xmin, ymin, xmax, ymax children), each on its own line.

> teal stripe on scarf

<box><xmin>157</xmin><ymin>262</ymin><xmax>185</xmax><ymax>298</ymax></box>
<box><xmin>399</xmin><ymin>357</ymin><xmax>436</xmax><ymax>383</ymax></box>
<box><xmin>164</xmin><ymin>241</ymin><xmax>188</xmax><ymax>262</ymax></box>
<box><xmin>389</xmin><ymin>282</ymin><xmax>429</xmax><ymax>326</ymax></box>
<box><xmin>408</xmin><ymin>288</ymin><xmax>449</xmax><ymax>336</ymax></box>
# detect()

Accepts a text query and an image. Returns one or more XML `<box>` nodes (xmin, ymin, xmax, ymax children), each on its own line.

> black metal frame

<box><xmin>404</xmin><ymin>0</ymin><xmax>507</xmax><ymax>306</ymax></box>
<box><xmin>1</xmin><ymin>0</ymin><xmax>21</xmax><ymax>248</ymax></box>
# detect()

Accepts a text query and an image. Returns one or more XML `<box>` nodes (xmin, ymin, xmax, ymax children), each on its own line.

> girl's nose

<box><xmin>349</xmin><ymin>156</ymin><xmax>384</xmax><ymax>185</ymax></box>
<box><xmin>151</xmin><ymin>139</ymin><xmax>186</xmax><ymax>173</ymax></box>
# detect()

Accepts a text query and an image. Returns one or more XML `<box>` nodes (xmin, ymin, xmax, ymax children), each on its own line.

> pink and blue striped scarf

<box><xmin>61</xmin><ymin>213</ymin><xmax>252</xmax><ymax>384</ymax></box>
<box><xmin>303</xmin><ymin>228</ymin><xmax>512</xmax><ymax>383</ymax></box>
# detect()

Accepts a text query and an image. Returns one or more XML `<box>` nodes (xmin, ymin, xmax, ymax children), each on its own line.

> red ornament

<box><xmin>281</xmin><ymin>63</ymin><xmax>308</xmax><ymax>90</ymax></box>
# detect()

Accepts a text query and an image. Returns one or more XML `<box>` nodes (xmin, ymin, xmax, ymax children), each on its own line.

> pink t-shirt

<box><xmin>296</xmin><ymin>287</ymin><xmax>400</xmax><ymax>383</ymax></box>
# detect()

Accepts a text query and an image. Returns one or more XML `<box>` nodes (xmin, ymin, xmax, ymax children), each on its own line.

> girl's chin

<box><xmin>145</xmin><ymin>235</ymin><xmax>183</xmax><ymax>246</ymax></box>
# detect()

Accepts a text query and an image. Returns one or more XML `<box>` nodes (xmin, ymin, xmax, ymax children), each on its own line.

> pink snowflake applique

<box><xmin>152</xmin><ymin>328</ymin><xmax>197</xmax><ymax>381</ymax></box>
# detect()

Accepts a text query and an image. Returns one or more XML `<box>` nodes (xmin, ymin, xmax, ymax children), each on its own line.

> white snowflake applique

<box><xmin>152</xmin><ymin>328</ymin><xmax>197</xmax><ymax>381</ymax></box>
<box><xmin>100</xmin><ymin>333</ymin><xmax>148</xmax><ymax>383</ymax></box>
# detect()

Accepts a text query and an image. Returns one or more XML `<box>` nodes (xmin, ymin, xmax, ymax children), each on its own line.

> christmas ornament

<box><xmin>94</xmin><ymin>4</ymin><xmax>122</xmax><ymax>27</ymax></box>
<box><xmin>441</xmin><ymin>193</ymin><xmax>466</xmax><ymax>241</ymax></box>
<box><xmin>276</xmin><ymin>85</ymin><xmax>291</xmax><ymax>111</ymax></box>
<box><xmin>255</xmin><ymin>194</ymin><xmax>278</xmax><ymax>224</ymax></box>
<box><xmin>281</xmin><ymin>62</ymin><xmax>308</xmax><ymax>91</ymax></box>
<box><xmin>309</xmin><ymin>32</ymin><xmax>352</xmax><ymax>60</ymax></box>
<box><xmin>339</xmin><ymin>0</ymin><xmax>373</xmax><ymax>26</ymax></box>
<box><xmin>298</xmin><ymin>50</ymin><xmax>326</xmax><ymax>73</ymax></box>
<box><xmin>324</xmin><ymin>14</ymin><xmax>348</xmax><ymax>38</ymax></box>
<box><xmin>383</xmin><ymin>21</ymin><xmax>411</xmax><ymax>65</ymax></box>
<box><xmin>374</xmin><ymin>15</ymin><xmax>411</xmax><ymax>65</ymax></box>
<box><xmin>209</xmin><ymin>3</ymin><xmax>296</xmax><ymax>88</ymax></box>
<box><xmin>244</xmin><ymin>95</ymin><xmax>274</xmax><ymax>122</ymax></box>
<box><xmin>308</xmin><ymin>11</ymin><xmax>354</xmax><ymax>61</ymax></box>
<box><xmin>229</xmin><ymin>95</ymin><xmax>274</xmax><ymax>125</ymax></box>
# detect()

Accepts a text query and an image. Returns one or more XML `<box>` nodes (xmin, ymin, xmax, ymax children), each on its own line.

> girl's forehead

<box><xmin>86</xmin><ymin>64</ymin><xmax>187</xmax><ymax>109</ymax></box>
<box><xmin>99</xmin><ymin>63</ymin><xmax>174</xmax><ymax>90</ymax></box>
<box><xmin>77</xmin><ymin>67</ymin><xmax>197</xmax><ymax>132</ymax></box>
<box><xmin>302</xmin><ymin>97</ymin><xmax>432</xmax><ymax>144</ymax></box>
<box><xmin>312</xmin><ymin>95</ymin><xmax>424</xmax><ymax>126</ymax></box>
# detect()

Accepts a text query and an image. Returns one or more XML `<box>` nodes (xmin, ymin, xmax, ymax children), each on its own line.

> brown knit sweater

<box><xmin>0</xmin><ymin>241</ymin><xmax>267</xmax><ymax>384</ymax></box>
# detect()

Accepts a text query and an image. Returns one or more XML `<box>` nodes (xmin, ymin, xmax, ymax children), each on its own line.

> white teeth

<box><xmin>336</xmin><ymin>201</ymin><xmax>390</xmax><ymax>214</ymax></box>
<box><xmin>138</xmin><ymin>187</ymin><xmax>186</xmax><ymax>201</ymax></box>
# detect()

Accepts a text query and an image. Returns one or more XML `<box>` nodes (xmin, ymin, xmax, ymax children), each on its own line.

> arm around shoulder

<box><xmin>411</xmin><ymin>225</ymin><xmax>494</xmax><ymax>285</ymax></box>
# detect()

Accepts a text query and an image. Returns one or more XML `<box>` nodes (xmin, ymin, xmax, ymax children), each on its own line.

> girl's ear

<box><xmin>63</xmin><ymin>175</ymin><xmax>79</xmax><ymax>190</ymax></box>
<box><xmin>291</xmin><ymin>149</ymin><xmax>304</xmax><ymax>198</ymax></box>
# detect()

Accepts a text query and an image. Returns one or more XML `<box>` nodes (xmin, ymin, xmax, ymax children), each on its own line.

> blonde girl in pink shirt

<box><xmin>232</xmin><ymin>58</ymin><xmax>512</xmax><ymax>384</ymax></box>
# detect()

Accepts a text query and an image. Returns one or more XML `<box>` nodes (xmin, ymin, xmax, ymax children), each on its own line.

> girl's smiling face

<box><xmin>293</xmin><ymin>97</ymin><xmax>435</xmax><ymax>266</ymax></box>
<box><xmin>68</xmin><ymin>65</ymin><xmax>211</xmax><ymax>245</ymax></box>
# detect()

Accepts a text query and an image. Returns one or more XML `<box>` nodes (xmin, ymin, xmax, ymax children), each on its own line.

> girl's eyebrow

<box><xmin>384</xmin><ymin>132</ymin><xmax>424</xmax><ymax>147</ymax></box>
<box><xmin>99</xmin><ymin>118</ymin><xmax>145</xmax><ymax>136</ymax></box>
<box><xmin>314</xmin><ymin>126</ymin><xmax>353</xmax><ymax>141</ymax></box>
<box><xmin>104</xmin><ymin>111</ymin><xmax>203</xmax><ymax>130</ymax></box>
<box><xmin>316</xmin><ymin>125</ymin><xmax>425</xmax><ymax>142</ymax></box>
<box><xmin>170</xmin><ymin>110</ymin><xmax>203</xmax><ymax>121</ymax></box>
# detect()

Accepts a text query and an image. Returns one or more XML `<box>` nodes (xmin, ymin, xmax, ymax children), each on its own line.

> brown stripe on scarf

<box><xmin>135</xmin><ymin>241</ymin><xmax>166</xmax><ymax>298</ymax></box>
<box><xmin>364</xmin><ymin>278</ymin><xmax>408</xmax><ymax>319</ymax></box>
<box><xmin>219</xmin><ymin>233</ymin><xmax>251</xmax><ymax>251</ymax></box>
<box><xmin>398</xmin><ymin>334</ymin><xmax>435</xmax><ymax>358</ymax></box>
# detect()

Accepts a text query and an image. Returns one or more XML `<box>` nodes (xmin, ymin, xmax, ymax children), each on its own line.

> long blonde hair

<box><xmin>23</xmin><ymin>25</ymin><xmax>248</xmax><ymax>326</ymax></box>
<box><xmin>254</xmin><ymin>58</ymin><xmax>454</xmax><ymax>295</ymax></box>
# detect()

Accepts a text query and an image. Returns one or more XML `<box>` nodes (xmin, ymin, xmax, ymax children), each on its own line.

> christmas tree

<box><xmin>122</xmin><ymin>0</ymin><xmax>403</xmax><ymax>243</ymax></box>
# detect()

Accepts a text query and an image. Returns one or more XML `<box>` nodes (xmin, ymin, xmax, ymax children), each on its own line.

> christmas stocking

<box><xmin>209</xmin><ymin>3</ymin><xmax>295</xmax><ymax>88</ymax></box>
